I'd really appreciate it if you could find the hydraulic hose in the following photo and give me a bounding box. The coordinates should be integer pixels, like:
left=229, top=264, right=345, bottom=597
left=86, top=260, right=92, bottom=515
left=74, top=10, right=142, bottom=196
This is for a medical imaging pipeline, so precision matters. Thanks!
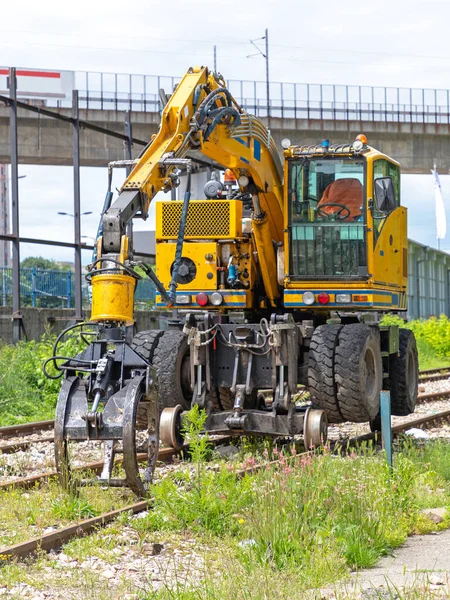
left=168, top=169, right=191, bottom=304
left=93, top=167, right=114, bottom=262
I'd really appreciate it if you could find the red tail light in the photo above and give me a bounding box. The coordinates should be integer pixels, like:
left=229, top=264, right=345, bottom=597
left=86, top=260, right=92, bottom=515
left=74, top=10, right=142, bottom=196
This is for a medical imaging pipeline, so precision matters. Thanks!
left=318, top=292, right=330, bottom=305
left=196, top=293, right=209, bottom=306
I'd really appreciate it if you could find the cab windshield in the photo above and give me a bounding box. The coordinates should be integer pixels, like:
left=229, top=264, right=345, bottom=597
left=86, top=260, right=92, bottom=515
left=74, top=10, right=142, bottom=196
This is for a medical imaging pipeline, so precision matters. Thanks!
left=289, top=157, right=365, bottom=223
left=288, top=157, right=367, bottom=279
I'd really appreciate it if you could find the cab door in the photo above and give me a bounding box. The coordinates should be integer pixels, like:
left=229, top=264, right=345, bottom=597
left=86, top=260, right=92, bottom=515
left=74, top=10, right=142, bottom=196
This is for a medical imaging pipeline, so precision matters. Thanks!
left=371, top=159, right=407, bottom=291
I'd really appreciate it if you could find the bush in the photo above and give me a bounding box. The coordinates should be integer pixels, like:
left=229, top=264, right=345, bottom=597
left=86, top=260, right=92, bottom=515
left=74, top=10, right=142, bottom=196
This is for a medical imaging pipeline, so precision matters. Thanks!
left=381, top=313, right=450, bottom=367
left=0, top=330, right=85, bottom=426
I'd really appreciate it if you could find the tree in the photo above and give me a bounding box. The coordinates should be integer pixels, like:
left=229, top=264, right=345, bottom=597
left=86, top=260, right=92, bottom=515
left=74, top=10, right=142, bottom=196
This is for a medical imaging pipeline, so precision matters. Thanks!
left=20, top=257, right=67, bottom=271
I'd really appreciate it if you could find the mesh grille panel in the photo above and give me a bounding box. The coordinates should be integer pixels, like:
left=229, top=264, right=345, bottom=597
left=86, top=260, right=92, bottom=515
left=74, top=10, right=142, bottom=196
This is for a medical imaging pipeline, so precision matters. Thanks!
left=161, top=202, right=231, bottom=238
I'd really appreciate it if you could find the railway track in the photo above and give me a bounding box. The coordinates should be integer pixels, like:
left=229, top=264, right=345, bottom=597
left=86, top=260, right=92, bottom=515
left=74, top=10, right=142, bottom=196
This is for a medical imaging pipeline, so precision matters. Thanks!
left=419, top=366, right=450, bottom=383
left=1, top=406, right=450, bottom=562
left=0, top=375, right=449, bottom=458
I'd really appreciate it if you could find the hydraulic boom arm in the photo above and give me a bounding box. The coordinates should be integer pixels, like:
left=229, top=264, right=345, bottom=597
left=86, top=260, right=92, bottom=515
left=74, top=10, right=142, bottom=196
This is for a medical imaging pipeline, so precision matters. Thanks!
left=100, top=66, right=284, bottom=306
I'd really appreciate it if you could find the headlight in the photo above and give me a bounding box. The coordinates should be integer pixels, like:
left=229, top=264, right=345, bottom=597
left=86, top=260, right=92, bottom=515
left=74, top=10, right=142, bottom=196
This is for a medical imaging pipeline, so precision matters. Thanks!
left=303, top=291, right=315, bottom=305
left=352, top=139, right=364, bottom=152
left=281, top=138, right=291, bottom=149
left=336, top=293, right=351, bottom=303
left=210, top=292, right=223, bottom=306
left=176, top=294, right=192, bottom=305
left=238, top=175, right=250, bottom=188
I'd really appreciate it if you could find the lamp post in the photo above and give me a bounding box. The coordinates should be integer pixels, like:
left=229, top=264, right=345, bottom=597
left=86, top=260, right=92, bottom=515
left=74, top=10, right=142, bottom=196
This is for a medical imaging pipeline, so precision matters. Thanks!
left=0, top=172, right=26, bottom=270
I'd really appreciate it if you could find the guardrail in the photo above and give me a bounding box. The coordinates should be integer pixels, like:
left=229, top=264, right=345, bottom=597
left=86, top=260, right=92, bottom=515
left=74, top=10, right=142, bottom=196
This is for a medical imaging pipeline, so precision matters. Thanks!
left=4, top=66, right=450, bottom=123
left=62, top=70, right=450, bottom=124
left=0, top=268, right=156, bottom=308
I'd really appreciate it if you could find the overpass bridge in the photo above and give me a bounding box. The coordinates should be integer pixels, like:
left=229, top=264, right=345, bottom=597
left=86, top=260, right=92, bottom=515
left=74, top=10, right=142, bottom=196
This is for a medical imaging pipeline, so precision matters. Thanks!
left=1, top=68, right=450, bottom=173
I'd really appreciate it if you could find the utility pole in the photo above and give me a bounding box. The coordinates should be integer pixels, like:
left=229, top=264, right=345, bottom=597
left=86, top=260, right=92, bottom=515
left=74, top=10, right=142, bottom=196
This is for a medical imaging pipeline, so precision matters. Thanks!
left=265, top=28, right=270, bottom=122
left=248, top=29, right=270, bottom=125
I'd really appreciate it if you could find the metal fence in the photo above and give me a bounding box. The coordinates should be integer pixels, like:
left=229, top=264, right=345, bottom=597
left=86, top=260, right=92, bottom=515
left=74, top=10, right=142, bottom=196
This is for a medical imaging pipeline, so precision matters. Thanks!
left=408, top=240, right=450, bottom=320
left=59, top=70, right=450, bottom=124
left=0, top=268, right=156, bottom=308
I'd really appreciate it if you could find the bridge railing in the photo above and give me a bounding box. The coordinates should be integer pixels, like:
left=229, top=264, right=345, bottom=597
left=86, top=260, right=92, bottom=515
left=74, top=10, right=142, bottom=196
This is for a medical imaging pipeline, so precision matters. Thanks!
left=69, top=71, right=450, bottom=124
left=5, top=66, right=450, bottom=124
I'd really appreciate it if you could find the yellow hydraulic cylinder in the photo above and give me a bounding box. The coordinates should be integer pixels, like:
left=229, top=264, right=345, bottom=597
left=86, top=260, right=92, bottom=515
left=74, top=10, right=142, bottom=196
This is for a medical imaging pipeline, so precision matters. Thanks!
left=251, top=212, right=280, bottom=307
left=90, top=273, right=136, bottom=326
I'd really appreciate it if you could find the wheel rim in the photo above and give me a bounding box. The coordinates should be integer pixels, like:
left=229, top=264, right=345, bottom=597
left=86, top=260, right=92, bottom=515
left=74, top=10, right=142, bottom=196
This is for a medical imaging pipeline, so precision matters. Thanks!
left=304, top=407, right=328, bottom=449
left=364, top=348, right=376, bottom=399
left=180, top=354, right=191, bottom=400
left=160, top=405, right=184, bottom=450
left=407, top=347, right=417, bottom=397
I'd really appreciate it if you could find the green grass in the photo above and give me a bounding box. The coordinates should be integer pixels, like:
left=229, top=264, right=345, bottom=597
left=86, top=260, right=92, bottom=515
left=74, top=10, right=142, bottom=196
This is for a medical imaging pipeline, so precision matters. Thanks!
left=0, top=329, right=86, bottom=426
left=0, top=476, right=134, bottom=547
left=0, top=437, right=449, bottom=598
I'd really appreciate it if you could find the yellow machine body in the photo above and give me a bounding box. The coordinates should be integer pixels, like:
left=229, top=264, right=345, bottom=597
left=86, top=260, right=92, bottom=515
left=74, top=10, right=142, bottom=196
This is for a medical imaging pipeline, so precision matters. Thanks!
left=156, top=199, right=242, bottom=239
left=155, top=199, right=257, bottom=309
left=157, top=242, right=218, bottom=290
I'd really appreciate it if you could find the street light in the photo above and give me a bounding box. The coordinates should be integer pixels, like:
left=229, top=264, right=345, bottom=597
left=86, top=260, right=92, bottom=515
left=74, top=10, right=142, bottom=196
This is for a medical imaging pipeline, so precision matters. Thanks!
left=81, top=235, right=96, bottom=245
left=57, top=211, right=93, bottom=217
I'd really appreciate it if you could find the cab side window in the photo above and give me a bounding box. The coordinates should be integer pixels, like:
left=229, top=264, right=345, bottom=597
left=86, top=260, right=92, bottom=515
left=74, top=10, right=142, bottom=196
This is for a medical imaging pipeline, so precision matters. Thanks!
left=373, top=159, right=400, bottom=244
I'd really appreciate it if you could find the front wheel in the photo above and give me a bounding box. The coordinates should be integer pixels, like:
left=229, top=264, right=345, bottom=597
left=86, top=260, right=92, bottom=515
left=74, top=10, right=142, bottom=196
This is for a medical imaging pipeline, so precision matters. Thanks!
left=334, top=324, right=383, bottom=422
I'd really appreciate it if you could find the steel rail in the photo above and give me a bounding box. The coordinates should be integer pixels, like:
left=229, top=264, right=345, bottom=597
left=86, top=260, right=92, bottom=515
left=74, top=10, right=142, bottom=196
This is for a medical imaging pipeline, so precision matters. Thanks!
left=0, top=437, right=54, bottom=454
left=417, top=389, right=450, bottom=404
left=0, top=420, right=54, bottom=439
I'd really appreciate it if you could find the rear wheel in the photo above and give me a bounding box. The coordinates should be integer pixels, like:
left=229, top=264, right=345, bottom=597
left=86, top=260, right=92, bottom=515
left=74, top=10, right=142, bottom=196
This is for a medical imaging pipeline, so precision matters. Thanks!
left=131, top=330, right=163, bottom=364
left=335, top=324, right=382, bottom=422
left=151, top=330, right=192, bottom=410
left=308, top=324, right=343, bottom=423
left=385, top=329, right=418, bottom=416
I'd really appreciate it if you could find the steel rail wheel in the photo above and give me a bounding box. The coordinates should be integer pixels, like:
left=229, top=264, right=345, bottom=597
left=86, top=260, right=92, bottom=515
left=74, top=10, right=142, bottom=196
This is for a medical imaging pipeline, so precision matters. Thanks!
left=122, top=375, right=159, bottom=497
left=54, top=376, right=80, bottom=492
left=160, top=405, right=184, bottom=451
left=303, top=407, right=328, bottom=449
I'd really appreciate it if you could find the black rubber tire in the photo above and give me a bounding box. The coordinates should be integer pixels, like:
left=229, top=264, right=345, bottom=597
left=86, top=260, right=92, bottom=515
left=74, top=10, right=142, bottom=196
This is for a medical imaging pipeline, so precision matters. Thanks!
left=131, top=330, right=164, bottom=364
left=151, top=330, right=192, bottom=410
left=385, top=329, right=418, bottom=416
left=308, top=324, right=343, bottom=423
left=335, top=324, right=382, bottom=423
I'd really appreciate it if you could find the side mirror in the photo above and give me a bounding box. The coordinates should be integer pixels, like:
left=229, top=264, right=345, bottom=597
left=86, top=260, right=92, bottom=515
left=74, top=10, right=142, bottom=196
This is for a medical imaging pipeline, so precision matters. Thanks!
left=374, top=177, right=396, bottom=212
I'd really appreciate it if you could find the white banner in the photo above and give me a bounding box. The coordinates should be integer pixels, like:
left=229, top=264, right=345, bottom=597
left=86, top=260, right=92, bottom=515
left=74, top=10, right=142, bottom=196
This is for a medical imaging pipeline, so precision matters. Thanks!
left=431, top=168, right=447, bottom=240
left=0, top=68, right=74, bottom=100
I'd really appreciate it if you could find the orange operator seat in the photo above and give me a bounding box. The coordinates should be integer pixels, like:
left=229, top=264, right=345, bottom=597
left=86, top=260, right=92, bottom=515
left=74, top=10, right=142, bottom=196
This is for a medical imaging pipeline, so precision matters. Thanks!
left=317, top=178, right=363, bottom=221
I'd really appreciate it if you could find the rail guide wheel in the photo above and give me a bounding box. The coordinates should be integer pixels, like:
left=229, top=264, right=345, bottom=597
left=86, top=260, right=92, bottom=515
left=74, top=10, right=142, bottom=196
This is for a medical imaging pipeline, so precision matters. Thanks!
left=54, top=374, right=160, bottom=498
left=160, top=405, right=184, bottom=451
left=303, top=407, right=328, bottom=449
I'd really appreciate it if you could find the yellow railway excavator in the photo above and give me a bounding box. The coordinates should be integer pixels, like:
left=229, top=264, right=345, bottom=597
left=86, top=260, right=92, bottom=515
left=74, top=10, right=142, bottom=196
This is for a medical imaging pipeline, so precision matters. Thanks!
left=47, top=67, right=418, bottom=496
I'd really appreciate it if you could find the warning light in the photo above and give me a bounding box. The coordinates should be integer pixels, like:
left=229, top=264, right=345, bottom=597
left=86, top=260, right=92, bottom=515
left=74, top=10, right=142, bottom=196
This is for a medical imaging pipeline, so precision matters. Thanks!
left=356, top=134, right=368, bottom=144
left=353, top=294, right=369, bottom=302
left=224, top=169, right=236, bottom=184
